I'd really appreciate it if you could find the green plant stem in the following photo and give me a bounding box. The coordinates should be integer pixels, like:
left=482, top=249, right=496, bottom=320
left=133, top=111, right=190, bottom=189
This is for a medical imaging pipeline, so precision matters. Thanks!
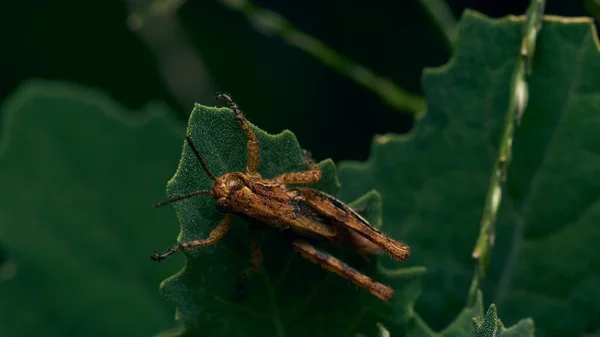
left=218, top=0, right=426, bottom=119
left=124, top=0, right=216, bottom=114
left=126, top=0, right=186, bottom=30
left=467, top=0, right=546, bottom=306
left=419, top=0, right=457, bottom=51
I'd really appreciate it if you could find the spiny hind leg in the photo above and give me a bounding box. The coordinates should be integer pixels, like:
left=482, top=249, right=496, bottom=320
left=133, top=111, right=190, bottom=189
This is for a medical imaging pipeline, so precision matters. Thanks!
left=215, top=92, right=260, bottom=173
left=335, top=225, right=382, bottom=259
left=300, top=189, right=410, bottom=262
left=151, top=214, right=234, bottom=261
left=337, top=204, right=380, bottom=258
left=276, top=149, right=322, bottom=185
left=291, top=239, right=393, bottom=302
left=234, top=223, right=263, bottom=301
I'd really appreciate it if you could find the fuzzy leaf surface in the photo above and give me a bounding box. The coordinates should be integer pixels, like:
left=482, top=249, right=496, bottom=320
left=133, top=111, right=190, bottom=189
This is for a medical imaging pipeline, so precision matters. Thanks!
left=473, top=305, right=534, bottom=337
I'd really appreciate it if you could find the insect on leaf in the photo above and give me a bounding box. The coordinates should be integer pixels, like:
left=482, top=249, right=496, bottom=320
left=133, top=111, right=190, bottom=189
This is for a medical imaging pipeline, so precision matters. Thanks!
left=155, top=103, right=429, bottom=337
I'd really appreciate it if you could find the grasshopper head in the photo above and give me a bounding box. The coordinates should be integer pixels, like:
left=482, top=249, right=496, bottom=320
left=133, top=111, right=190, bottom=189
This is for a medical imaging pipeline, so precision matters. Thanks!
left=212, top=172, right=252, bottom=212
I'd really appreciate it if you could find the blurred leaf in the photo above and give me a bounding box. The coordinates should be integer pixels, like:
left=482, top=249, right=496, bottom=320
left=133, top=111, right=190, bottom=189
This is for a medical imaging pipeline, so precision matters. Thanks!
left=337, top=10, right=600, bottom=337
left=0, top=80, right=186, bottom=337
left=366, top=290, right=494, bottom=337
left=473, top=304, right=534, bottom=337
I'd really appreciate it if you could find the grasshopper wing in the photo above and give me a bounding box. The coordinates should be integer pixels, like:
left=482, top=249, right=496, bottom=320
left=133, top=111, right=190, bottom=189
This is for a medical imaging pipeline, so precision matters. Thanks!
left=296, top=188, right=410, bottom=262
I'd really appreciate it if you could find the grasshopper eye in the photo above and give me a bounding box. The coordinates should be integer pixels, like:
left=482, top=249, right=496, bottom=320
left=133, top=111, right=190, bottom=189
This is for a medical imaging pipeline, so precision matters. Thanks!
left=226, top=174, right=244, bottom=192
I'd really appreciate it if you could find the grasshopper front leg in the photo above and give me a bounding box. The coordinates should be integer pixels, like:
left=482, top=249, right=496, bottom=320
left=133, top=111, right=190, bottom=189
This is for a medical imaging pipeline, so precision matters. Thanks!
left=292, top=239, right=394, bottom=302
left=151, top=214, right=234, bottom=261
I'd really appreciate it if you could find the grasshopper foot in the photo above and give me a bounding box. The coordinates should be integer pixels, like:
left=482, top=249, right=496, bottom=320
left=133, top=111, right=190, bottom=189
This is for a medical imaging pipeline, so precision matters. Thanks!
left=151, top=250, right=172, bottom=262
left=301, top=149, right=313, bottom=161
left=215, top=92, right=246, bottom=123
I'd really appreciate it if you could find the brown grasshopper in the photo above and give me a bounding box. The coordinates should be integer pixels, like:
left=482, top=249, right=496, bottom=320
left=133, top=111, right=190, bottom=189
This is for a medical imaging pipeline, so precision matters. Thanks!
left=151, top=93, right=410, bottom=302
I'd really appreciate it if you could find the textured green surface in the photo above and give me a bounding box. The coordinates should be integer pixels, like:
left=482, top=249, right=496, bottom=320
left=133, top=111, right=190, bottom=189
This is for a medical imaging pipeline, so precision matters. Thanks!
left=338, top=11, right=600, bottom=337
left=473, top=305, right=534, bottom=337
left=0, top=81, right=185, bottom=337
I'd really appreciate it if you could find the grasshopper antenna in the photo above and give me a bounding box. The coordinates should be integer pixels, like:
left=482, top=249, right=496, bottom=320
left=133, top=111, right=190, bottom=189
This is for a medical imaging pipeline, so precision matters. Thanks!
left=152, top=136, right=217, bottom=208
left=153, top=190, right=212, bottom=208
left=186, top=136, right=217, bottom=181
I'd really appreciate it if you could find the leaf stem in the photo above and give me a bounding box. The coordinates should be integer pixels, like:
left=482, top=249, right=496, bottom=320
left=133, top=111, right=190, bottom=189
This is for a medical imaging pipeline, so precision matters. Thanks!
left=467, top=0, right=546, bottom=306
left=217, top=0, right=426, bottom=118
left=126, top=0, right=186, bottom=30
left=419, top=0, right=457, bottom=51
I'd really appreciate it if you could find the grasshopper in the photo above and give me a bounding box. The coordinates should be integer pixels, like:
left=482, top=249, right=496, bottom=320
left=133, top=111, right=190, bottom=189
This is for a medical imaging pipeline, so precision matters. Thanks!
left=152, top=93, right=410, bottom=302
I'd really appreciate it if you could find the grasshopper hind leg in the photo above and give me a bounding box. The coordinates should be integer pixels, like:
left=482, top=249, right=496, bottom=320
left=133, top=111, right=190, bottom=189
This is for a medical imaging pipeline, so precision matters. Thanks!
left=291, top=239, right=393, bottom=302
left=233, top=223, right=263, bottom=301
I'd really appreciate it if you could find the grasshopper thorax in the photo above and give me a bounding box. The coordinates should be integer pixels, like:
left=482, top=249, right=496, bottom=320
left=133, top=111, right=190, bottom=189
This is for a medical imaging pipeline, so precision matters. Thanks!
left=212, top=172, right=252, bottom=212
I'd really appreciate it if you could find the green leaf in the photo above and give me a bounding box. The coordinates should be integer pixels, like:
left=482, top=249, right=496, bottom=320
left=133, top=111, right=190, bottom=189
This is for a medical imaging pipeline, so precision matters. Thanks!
left=436, top=290, right=484, bottom=337
left=473, top=304, right=534, bottom=337
left=337, top=10, right=600, bottom=337
left=0, top=80, right=186, bottom=337
left=157, top=103, right=432, bottom=337
left=373, top=290, right=490, bottom=337
left=0, top=244, right=16, bottom=282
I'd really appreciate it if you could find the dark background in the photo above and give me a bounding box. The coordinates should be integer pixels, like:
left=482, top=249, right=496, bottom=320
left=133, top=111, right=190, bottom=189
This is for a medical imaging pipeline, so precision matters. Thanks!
left=0, top=1, right=592, bottom=162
